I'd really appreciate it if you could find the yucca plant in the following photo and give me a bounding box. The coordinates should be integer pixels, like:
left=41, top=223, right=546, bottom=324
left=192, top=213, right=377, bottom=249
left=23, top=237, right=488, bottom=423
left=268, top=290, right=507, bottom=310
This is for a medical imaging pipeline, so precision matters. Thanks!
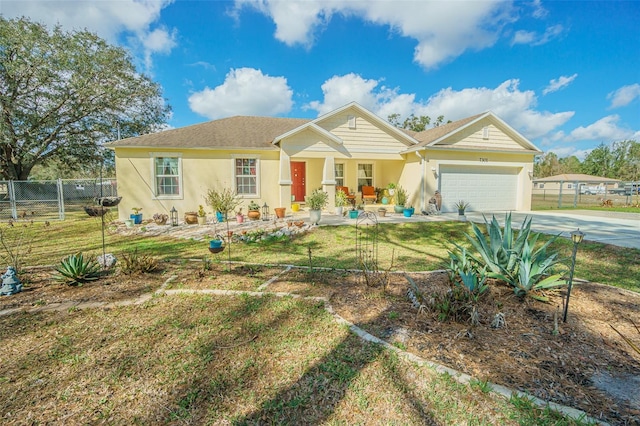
left=55, top=253, right=101, bottom=286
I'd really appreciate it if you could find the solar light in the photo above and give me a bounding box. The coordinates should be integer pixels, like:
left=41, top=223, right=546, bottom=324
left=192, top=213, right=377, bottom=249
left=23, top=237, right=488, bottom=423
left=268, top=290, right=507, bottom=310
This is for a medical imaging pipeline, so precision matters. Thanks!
left=563, top=228, right=585, bottom=322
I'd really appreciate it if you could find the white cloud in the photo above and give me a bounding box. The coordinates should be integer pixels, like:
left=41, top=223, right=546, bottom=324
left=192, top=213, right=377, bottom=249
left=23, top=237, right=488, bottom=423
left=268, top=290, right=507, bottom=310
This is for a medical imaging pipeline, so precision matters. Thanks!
left=2, top=0, right=176, bottom=71
left=543, top=74, right=578, bottom=95
left=607, top=84, right=640, bottom=109
left=188, top=68, right=293, bottom=119
left=530, top=0, right=548, bottom=19
left=234, top=0, right=514, bottom=69
left=546, top=146, right=592, bottom=161
left=565, top=115, right=638, bottom=142
left=512, top=24, right=563, bottom=46
left=307, top=75, right=574, bottom=140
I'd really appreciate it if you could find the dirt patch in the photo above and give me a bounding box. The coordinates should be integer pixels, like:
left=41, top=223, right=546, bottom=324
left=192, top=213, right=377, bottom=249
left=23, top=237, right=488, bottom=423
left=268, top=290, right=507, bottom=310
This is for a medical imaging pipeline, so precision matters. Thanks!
left=2, top=262, right=639, bottom=424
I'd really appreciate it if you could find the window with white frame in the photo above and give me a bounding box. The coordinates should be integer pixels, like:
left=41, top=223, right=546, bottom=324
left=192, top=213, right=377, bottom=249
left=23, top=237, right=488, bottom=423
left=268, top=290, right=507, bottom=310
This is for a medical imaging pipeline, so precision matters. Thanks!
left=154, top=156, right=181, bottom=197
left=357, top=163, right=373, bottom=191
left=235, top=158, right=258, bottom=195
left=335, top=163, right=344, bottom=187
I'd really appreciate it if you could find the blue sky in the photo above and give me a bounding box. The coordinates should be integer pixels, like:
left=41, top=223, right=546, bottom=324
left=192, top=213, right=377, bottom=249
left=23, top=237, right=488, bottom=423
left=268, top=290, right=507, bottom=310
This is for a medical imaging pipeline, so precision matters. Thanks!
left=3, top=0, right=639, bottom=159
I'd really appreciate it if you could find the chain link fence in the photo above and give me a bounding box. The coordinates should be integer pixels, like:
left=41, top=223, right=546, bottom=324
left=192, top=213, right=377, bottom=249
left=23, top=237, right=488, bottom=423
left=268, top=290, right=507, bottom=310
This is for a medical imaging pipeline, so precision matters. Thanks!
left=532, top=180, right=638, bottom=209
left=0, top=178, right=117, bottom=221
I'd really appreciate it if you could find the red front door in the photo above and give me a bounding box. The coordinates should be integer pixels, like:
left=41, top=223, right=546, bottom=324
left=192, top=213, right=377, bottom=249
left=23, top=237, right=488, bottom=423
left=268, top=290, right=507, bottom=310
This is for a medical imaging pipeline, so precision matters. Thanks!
left=291, top=161, right=306, bottom=202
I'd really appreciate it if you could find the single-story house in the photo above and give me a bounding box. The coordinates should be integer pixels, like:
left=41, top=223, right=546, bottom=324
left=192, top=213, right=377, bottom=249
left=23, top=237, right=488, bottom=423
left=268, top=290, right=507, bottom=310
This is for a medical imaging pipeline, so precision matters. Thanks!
left=533, top=174, right=621, bottom=193
left=105, top=102, right=541, bottom=219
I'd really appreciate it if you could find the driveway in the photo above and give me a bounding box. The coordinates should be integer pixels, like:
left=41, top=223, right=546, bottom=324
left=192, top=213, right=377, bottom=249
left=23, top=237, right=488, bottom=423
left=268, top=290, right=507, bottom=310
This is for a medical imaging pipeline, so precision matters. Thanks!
left=462, top=210, right=640, bottom=249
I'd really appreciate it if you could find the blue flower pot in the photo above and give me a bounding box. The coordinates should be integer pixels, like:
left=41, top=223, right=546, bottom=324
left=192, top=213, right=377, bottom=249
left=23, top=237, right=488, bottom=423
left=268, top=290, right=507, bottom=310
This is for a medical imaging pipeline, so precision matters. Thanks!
left=130, top=213, right=143, bottom=224
left=209, top=240, right=223, bottom=249
left=403, top=208, right=413, bottom=217
left=216, top=211, right=225, bottom=222
left=349, top=210, right=359, bottom=219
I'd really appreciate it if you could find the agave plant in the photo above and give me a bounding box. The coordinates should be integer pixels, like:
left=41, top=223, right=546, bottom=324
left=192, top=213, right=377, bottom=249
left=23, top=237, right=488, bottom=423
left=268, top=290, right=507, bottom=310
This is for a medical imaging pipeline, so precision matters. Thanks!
left=55, top=253, right=101, bottom=286
left=512, top=240, right=566, bottom=300
left=448, top=244, right=488, bottom=296
left=464, top=213, right=565, bottom=299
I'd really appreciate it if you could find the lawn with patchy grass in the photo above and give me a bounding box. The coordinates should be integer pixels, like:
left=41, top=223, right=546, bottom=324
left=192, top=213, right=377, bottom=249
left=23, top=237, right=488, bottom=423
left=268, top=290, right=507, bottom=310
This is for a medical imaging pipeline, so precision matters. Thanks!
left=0, top=294, right=590, bottom=425
left=1, top=214, right=638, bottom=424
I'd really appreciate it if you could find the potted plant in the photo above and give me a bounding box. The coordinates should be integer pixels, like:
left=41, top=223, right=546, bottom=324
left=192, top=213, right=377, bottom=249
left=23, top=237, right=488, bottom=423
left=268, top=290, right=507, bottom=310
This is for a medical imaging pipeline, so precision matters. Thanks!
left=236, top=207, right=244, bottom=224
left=205, top=187, right=241, bottom=223
left=306, top=189, right=328, bottom=225
left=335, top=189, right=348, bottom=216
left=403, top=203, right=414, bottom=217
left=455, top=200, right=470, bottom=216
left=387, top=183, right=397, bottom=196
left=247, top=201, right=261, bottom=220
left=378, top=207, right=387, bottom=217
left=153, top=213, right=168, bottom=225
left=197, top=205, right=207, bottom=225
left=130, top=207, right=143, bottom=224
left=349, top=206, right=359, bottom=219
left=394, top=186, right=407, bottom=213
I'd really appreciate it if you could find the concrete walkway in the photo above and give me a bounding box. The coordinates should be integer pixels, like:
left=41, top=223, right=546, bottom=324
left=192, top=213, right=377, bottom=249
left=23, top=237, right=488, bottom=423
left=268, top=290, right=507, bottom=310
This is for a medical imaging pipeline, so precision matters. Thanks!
left=123, top=208, right=639, bottom=249
left=463, top=210, right=640, bottom=249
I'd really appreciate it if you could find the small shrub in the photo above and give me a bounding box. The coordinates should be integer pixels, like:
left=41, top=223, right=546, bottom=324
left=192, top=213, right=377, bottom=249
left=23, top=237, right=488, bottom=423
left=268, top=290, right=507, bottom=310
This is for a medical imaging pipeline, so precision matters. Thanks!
left=55, top=253, right=101, bottom=286
left=120, top=249, right=159, bottom=275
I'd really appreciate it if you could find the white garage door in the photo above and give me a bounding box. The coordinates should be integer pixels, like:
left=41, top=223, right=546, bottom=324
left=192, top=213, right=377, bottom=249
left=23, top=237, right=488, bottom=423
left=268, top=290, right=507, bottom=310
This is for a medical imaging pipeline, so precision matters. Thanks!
left=439, top=165, right=518, bottom=212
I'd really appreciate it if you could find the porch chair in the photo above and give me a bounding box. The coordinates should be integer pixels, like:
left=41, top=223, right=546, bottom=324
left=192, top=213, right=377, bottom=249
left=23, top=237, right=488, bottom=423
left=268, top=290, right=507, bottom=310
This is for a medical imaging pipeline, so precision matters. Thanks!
left=336, top=186, right=356, bottom=207
left=361, top=186, right=377, bottom=204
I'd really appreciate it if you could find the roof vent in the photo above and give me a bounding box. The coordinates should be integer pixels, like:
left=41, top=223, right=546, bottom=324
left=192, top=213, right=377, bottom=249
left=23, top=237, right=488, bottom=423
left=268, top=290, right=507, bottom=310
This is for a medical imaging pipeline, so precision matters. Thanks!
left=482, top=126, right=490, bottom=139
left=348, top=115, right=356, bottom=129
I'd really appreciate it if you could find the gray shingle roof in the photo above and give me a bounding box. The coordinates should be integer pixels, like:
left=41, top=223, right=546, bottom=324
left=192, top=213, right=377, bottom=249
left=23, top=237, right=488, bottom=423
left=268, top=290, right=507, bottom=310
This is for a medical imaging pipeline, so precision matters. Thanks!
left=105, top=116, right=310, bottom=149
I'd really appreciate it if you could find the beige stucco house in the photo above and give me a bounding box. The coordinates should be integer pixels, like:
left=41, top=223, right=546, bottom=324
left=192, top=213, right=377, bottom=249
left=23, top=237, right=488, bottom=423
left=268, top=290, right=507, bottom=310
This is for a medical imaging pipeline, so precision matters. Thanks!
left=105, top=102, right=541, bottom=219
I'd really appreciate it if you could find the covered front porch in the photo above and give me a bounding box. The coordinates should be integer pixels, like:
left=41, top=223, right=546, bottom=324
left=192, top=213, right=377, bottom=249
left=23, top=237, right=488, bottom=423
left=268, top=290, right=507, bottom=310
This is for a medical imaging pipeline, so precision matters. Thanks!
left=277, top=153, right=412, bottom=213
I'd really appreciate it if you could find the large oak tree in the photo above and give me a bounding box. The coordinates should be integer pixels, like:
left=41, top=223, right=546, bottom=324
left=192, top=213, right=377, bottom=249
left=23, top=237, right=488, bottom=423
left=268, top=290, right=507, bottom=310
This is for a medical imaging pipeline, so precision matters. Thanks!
left=0, top=17, right=170, bottom=180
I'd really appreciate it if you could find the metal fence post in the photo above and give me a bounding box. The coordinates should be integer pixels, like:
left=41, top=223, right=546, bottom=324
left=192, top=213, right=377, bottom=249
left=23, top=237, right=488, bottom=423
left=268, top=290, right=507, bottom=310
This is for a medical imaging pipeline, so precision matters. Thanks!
left=9, top=180, right=17, bottom=220
left=558, top=180, right=563, bottom=209
left=57, top=178, right=65, bottom=220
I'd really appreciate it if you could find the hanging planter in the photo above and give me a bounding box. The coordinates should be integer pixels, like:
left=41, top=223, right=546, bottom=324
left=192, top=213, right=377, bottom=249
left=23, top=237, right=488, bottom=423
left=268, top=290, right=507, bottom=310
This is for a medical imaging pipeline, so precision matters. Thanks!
left=95, top=196, right=122, bottom=207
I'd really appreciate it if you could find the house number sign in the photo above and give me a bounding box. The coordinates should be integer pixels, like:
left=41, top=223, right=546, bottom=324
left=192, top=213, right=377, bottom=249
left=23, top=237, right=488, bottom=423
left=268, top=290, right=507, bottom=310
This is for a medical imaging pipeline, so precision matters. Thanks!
left=479, top=157, right=489, bottom=162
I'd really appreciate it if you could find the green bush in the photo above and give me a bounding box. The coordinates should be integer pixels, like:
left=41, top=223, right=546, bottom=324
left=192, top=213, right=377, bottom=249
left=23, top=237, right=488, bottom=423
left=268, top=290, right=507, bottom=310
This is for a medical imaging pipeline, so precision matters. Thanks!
left=55, top=253, right=101, bottom=286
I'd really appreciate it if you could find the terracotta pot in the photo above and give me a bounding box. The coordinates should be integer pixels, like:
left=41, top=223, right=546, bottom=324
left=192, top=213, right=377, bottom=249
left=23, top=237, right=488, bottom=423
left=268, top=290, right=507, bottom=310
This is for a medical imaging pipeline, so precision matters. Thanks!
left=274, top=207, right=286, bottom=218
left=184, top=212, right=198, bottom=224
left=247, top=210, right=261, bottom=221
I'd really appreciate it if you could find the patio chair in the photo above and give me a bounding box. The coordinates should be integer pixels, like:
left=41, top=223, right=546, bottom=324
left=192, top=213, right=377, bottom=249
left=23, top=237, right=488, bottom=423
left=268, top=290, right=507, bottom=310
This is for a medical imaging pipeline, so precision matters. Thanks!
left=361, top=186, right=377, bottom=204
left=337, top=186, right=356, bottom=207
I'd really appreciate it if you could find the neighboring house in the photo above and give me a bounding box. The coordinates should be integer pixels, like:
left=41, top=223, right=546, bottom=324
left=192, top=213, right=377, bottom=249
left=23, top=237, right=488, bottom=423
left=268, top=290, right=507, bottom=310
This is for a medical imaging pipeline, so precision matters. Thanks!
left=105, top=102, right=541, bottom=218
left=533, top=174, right=621, bottom=193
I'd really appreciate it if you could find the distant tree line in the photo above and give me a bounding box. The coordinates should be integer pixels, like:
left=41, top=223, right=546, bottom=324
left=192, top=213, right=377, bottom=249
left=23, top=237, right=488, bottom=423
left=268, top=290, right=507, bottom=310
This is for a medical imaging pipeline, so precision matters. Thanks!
left=387, top=114, right=450, bottom=132
left=534, top=140, right=640, bottom=181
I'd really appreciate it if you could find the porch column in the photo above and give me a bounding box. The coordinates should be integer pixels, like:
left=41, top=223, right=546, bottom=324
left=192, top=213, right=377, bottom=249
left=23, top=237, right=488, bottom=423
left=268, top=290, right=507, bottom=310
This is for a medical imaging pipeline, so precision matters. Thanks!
left=279, top=150, right=292, bottom=209
left=321, top=156, right=337, bottom=211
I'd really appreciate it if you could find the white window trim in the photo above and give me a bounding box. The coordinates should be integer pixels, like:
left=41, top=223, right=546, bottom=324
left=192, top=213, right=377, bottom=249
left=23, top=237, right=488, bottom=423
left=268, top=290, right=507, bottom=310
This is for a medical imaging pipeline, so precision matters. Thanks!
left=150, top=152, right=183, bottom=200
left=357, top=162, right=374, bottom=190
left=335, top=162, right=345, bottom=187
left=231, top=154, right=261, bottom=199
